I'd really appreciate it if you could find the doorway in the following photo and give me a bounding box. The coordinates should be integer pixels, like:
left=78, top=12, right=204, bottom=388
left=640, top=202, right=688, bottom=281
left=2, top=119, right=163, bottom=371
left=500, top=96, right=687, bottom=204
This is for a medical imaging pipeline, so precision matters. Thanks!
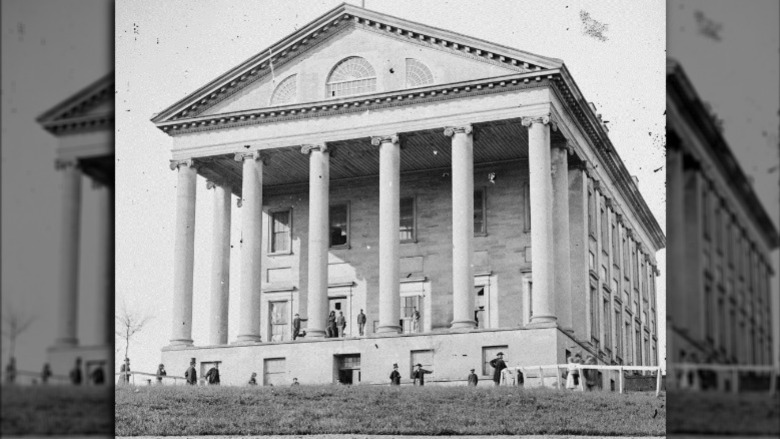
left=334, top=354, right=360, bottom=385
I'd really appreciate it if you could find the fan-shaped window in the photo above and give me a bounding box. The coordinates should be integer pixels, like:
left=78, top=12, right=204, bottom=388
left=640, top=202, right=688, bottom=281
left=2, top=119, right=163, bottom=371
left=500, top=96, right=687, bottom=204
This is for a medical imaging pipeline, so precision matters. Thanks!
left=270, top=75, right=297, bottom=106
left=326, top=57, right=377, bottom=98
left=405, top=59, right=434, bottom=88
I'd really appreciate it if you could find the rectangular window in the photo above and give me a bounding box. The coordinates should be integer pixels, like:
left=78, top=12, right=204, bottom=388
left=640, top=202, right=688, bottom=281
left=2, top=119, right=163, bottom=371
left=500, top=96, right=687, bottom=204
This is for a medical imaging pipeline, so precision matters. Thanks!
left=625, top=321, right=633, bottom=364
left=410, top=350, right=434, bottom=378
left=600, top=207, right=608, bottom=251
left=704, top=283, right=713, bottom=340
left=615, top=308, right=622, bottom=359
left=482, top=346, right=508, bottom=376
left=590, top=284, right=600, bottom=347
left=601, top=265, right=607, bottom=283
left=589, top=252, right=596, bottom=272
left=269, top=301, right=289, bottom=342
left=611, top=278, right=618, bottom=294
left=263, top=358, right=286, bottom=386
left=622, top=236, right=630, bottom=276
left=270, top=210, right=291, bottom=254
left=603, top=299, right=611, bottom=354
left=633, top=246, right=640, bottom=289
left=400, top=197, right=415, bottom=242
left=717, top=297, right=726, bottom=351
left=612, top=222, right=619, bottom=259
left=588, top=189, right=596, bottom=237
left=635, top=328, right=642, bottom=364
left=702, top=187, right=710, bottom=239
left=330, top=204, right=349, bottom=247
left=474, top=189, right=486, bottom=235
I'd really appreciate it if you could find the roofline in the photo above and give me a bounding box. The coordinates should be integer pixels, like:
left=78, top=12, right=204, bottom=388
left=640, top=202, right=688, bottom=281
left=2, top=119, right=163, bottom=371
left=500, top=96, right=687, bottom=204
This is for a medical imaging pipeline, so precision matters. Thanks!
left=36, top=72, right=114, bottom=124
left=667, top=59, right=779, bottom=249
left=151, top=2, right=562, bottom=124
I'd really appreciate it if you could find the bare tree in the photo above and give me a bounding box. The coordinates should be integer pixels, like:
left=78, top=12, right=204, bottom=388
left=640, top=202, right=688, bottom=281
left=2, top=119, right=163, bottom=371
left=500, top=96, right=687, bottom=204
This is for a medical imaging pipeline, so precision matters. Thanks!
left=115, top=302, right=152, bottom=362
left=1, top=298, right=35, bottom=360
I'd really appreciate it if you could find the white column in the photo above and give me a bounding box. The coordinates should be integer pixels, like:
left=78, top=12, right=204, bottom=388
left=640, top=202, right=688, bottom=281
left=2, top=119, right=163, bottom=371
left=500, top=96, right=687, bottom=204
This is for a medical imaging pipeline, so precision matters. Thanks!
left=445, top=125, right=476, bottom=330
left=234, top=151, right=263, bottom=343
left=522, top=115, right=556, bottom=325
left=372, top=135, right=402, bottom=334
left=551, top=141, right=573, bottom=332
left=55, top=159, right=82, bottom=347
left=208, top=180, right=232, bottom=345
left=667, top=141, right=685, bottom=344
left=93, top=181, right=114, bottom=345
left=302, top=144, right=329, bottom=338
left=169, top=159, right=197, bottom=346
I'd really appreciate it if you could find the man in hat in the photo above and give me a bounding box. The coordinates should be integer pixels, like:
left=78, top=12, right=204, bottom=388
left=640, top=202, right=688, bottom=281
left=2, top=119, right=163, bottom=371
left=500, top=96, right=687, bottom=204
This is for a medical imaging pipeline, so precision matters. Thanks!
left=204, top=363, right=220, bottom=385
left=337, top=311, right=347, bottom=338
left=389, top=363, right=401, bottom=386
left=411, top=363, right=432, bottom=386
left=184, top=358, right=197, bottom=385
left=467, top=368, right=479, bottom=386
left=357, top=309, right=367, bottom=336
left=156, top=364, right=167, bottom=385
left=248, top=372, right=258, bottom=386
left=489, top=352, right=507, bottom=386
left=291, top=377, right=300, bottom=386
left=292, top=313, right=301, bottom=340
left=70, top=357, right=83, bottom=385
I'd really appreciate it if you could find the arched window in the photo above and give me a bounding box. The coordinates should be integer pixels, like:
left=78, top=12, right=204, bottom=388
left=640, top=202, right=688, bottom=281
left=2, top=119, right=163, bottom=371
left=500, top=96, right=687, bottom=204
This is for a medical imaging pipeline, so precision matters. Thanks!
left=270, top=75, right=297, bottom=106
left=405, top=59, right=434, bottom=88
left=326, top=57, right=377, bottom=98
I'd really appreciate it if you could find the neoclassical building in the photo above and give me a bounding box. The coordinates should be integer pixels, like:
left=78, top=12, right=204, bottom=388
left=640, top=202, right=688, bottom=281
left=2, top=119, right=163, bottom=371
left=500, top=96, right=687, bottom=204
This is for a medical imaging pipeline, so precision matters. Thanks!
left=153, top=4, right=664, bottom=386
left=37, top=72, right=115, bottom=381
left=667, top=60, right=778, bottom=367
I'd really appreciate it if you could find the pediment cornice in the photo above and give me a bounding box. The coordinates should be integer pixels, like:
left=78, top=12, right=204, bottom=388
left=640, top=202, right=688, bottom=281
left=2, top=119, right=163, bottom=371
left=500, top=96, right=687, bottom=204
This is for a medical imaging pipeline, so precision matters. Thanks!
left=151, top=3, right=562, bottom=125
left=37, top=72, right=114, bottom=136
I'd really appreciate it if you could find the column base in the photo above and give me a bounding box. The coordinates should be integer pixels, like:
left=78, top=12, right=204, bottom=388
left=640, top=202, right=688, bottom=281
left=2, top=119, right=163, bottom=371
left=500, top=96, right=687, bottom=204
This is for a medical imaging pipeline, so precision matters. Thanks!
left=305, top=329, right=326, bottom=338
left=232, top=334, right=262, bottom=344
left=450, top=319, right=477, bottom=330
left=376, top=325, right=402, bottom=334
left=167, top=338, right=194, bottom=348
left=53, top=337, right=79, bottom=347
left=526, top=317, right=557, bottom=329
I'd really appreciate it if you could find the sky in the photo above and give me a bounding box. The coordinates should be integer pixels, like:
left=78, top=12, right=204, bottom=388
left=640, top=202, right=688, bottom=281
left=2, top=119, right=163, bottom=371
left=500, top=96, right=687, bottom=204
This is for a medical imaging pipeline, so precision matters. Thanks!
left=114, top=0, right=667, bottom=375
left=667, top=0, right=780, bottom=365
left=1, top=0, right=113, bottom=372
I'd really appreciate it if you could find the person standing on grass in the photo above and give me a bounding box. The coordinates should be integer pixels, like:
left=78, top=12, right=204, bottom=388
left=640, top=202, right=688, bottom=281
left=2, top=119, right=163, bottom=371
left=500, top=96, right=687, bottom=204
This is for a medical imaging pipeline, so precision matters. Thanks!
left=205, top=363, right=220, bottom=385
left=41, top=363, right=52, bottom=384
left=248, top=372, right=258, bottom=385
left=70, top=357, right=83, bottom=385
left=337, top=311, right=347, bottom=338
left=292, top=378, right=300, bottom=386
left=467, top=368, right=479, bottom=386
left=293, top=313, right=301, bottom=340
left=185, top=358, right=197, bottom=385
left=118, top=357, right=131, bottom=385
left=565, top=356, right=578, bottom=390
left=357, top=309, right=367, bottom=336
left=489, top=352, right=507, bottom=386
left=91, top=365, right=105, bottom=385
left=5, top=357, right=16, bottom=384
left=572, top=353, right=582, bottom=388
left=156, top=364, right=167, bottom=384
left=412, top=363, right=432, bottom=386
left=390, top=363, right=402, bottom=386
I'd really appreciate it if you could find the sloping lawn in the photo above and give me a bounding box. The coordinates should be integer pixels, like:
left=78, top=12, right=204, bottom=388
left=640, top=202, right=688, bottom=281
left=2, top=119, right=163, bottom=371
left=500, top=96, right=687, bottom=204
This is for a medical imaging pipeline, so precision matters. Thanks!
left=116, top=385, right=665, bottom=436
left=667, top=390, right=780, bottom=435
left=0, top=385, right=114, bottom=435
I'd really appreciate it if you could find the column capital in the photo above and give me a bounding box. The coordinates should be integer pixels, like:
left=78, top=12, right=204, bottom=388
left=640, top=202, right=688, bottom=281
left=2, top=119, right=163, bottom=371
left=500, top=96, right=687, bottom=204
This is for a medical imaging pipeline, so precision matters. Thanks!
left=370, top=134, right=399, bottom=146
left=300, top=143, right=328, bottom=154
left=443, top=125, right=473, bottom=137
left=55, top=158, right=79, bottom=171
left=616, top=213, right=625, bottom=225
left=234, top=150, right=266, bottom=163
left=169, top=158, right=196, bottom=171
left=604, top=197, right=614, bottom=209
left=206, top=179, right=230, bottom=190
left=551, top=139, right=573, bottom=154
left=521, top=114, right=557, bottom=131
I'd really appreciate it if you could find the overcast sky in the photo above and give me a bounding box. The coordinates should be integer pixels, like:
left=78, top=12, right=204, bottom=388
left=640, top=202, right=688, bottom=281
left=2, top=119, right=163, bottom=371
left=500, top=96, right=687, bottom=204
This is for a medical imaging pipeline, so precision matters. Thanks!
left=114, top=0, right=667, bottom=375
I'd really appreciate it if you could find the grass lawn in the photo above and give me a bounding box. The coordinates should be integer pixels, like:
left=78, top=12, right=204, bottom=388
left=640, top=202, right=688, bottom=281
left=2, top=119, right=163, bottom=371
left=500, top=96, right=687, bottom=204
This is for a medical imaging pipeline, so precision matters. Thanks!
left=667, top=390, right=780, bottom=435
left=0, top=385, right=114, bottom=435
left=116, top=385, right=665, bottom=436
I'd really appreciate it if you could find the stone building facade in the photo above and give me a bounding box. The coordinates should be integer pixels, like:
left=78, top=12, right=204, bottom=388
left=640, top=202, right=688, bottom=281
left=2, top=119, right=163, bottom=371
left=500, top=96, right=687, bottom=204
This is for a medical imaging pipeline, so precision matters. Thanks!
left=153, top=4, right=664, bottom=386
left=667, top=60, right=779, bottom=366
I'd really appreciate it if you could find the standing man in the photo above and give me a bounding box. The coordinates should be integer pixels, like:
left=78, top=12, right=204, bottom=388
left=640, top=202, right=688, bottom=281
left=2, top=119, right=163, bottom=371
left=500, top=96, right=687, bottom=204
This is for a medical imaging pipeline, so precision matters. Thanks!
left=357, top=309, right=367, bottom=336
left=205, top=363, right=220, bottom=385
left=41, top=363, right=52, bottom=384
left=292, top=313, right=301, bottom=340
left=156, top=364, right=167, bottom=385
left=91, top=364, right=105, bottom=385
left=390, top=363, right=401, bottom=386
left=467, top=368, right=479, bottom=386
left=337, top=311, right=347, bottom=338
left=412, top=308, right=421, bottom=333
left=291, top=378, right=300, bottom=386
left=411, top=363, right=433, bottom=386
left=5, top=357, right=16, bottom=384
left=185, top=358, right=197, bottom=386
left=118, top=357, right=131, bottom=385
left=489, top=352, right=507, bottom=386
left=248, top=372, right=258, bottom=385
left=70, top=357, right=83, bottom=385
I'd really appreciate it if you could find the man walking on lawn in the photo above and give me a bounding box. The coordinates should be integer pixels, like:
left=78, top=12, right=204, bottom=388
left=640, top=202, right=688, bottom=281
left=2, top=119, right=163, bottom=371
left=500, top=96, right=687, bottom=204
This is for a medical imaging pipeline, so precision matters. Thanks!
left=412, top=363, right=432, bottom=386
left=390, top=363, right=401, bottom=386
left=489, top=352, right=507, bottom=386
left=467, top=368, right=479, bottom=386
left=185, top=358, right=197, bottom=385
left=205, top=363, right=220, bottom=385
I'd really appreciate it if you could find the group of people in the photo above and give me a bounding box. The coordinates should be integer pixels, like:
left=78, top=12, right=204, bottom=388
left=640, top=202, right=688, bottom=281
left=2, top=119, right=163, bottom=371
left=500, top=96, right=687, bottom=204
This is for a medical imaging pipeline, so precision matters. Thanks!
left=3, top=356, right=103, bottom=385
left=387, top=351, right=507, bottom=387
left=564, top=353, right=600, bottom=391
left=291, top=309, right=370, bottom=340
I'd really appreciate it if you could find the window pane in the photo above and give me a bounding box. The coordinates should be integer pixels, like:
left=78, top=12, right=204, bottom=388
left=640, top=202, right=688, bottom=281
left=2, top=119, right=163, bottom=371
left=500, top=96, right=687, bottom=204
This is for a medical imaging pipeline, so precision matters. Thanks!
left=474, top=190, right=485, bottom=234
left=330, top=204, right=348, bottom=246
left=271, top=210, right=290, bottom=253
left=400, top=197, right=414, bottom=241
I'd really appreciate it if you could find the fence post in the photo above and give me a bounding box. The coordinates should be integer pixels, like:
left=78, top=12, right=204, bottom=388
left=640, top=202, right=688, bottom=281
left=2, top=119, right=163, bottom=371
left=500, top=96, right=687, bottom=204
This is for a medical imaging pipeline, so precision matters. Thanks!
left=732, top=368, right=739, bottom=394
left=578, top=365, right=585, bottom=391
left=655, top=366, right=662, bottom=397
left=556, top=366, right=561, bottom=390
left=539, top=366, right=544, bottom=388
left=619, top=366, right=624, bottom=394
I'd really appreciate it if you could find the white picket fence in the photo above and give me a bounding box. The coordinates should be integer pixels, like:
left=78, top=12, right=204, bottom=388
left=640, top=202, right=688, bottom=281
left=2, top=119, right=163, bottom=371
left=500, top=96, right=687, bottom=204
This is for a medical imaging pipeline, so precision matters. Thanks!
left=500, top=364, right=665, bottom=396
left=668, top=363, right=778, bottom=395
left=114, top=371, right=188, bottom=386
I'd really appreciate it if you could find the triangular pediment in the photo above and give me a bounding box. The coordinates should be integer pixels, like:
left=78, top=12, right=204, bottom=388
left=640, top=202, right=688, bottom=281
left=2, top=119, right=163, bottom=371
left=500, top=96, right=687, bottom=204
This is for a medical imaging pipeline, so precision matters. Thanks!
left=37, top=72, right=114, bottom=134
left=152, top=3, right=562, bottom=124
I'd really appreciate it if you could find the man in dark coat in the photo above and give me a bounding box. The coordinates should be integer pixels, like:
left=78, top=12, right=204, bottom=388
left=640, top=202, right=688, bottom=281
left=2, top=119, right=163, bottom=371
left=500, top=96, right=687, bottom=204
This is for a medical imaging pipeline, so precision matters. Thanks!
left=156, top=364, right=167, bottom=384
left=411, top=363, right=432, bottom=386
left=204, top=363, right=220, bottom=385
left=91, top=365, right=105, bottom=385
left=489, top=352, right=507, bottom=386
left=467, top=368, right=479, bottom=386
left=41, top=363, right=52, bottom=384
left=357, top=309, right=367, bottom=336
left=337, top=311, right=347, bottom=337
left=70, top=357, right=83, bottom=385
left=185, top=358, right=197, bottom=385
left=292, top=313, right=301, bottom=340
left=390, top=363, right=401, bottom=386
